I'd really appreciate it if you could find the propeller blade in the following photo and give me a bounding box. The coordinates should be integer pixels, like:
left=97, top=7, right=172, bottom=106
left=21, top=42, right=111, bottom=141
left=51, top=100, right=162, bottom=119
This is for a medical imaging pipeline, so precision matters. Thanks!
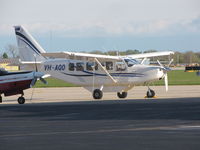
left=40, top=77, right=48, bottom=85
left=157, top=60, right=163, bottom=67
left=157, top=59, right=170, bottom=92
left=168, top=59, right=174, bottom=67
left=157, top=60, right=171, bottom=72
left=34, top=54, right=38, bottom=72
left=163, top=67, right=171, bottom=72
left=30, top=78, right=37, bottom=87
left=164, top=73, right=168, bottom=92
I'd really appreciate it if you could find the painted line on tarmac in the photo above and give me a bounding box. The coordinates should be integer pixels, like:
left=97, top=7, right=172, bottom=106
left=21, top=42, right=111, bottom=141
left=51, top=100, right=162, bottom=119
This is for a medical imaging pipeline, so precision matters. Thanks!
left=1, top=125, right=200, bottom=138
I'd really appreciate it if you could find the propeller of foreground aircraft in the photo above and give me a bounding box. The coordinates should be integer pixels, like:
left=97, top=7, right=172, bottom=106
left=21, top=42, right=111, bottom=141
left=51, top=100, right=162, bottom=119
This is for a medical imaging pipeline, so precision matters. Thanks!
left=30, top=54, right=48, bottom=88
left=157, top=59, right=173, bottom=92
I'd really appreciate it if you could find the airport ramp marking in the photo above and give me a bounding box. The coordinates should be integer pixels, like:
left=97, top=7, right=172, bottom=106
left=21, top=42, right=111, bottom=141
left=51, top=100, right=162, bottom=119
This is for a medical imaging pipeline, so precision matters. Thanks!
left=1, top=125, right=200, bottom=138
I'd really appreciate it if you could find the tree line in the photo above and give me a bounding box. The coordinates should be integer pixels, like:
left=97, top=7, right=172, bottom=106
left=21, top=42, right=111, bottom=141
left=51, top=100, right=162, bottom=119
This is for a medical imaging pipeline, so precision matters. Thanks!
left=1, top=44, right=200, bottom=65
left=88, top=49, right=200, bottom=65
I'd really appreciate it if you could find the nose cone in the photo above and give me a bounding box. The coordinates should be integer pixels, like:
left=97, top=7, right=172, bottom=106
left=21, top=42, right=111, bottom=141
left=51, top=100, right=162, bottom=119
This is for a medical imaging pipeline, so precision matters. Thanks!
left=157, top=67, right=165, bottom=79
left=34, top=72, right=45, bottom=78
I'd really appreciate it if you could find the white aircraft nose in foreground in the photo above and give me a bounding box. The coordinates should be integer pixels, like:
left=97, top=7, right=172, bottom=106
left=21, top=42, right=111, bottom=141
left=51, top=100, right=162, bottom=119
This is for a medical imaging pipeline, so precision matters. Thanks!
left=14, top=25, right=174, bottom=99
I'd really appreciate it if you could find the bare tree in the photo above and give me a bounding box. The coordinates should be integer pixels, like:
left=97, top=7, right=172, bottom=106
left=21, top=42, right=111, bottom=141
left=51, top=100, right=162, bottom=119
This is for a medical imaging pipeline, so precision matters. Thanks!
left=5, top=44, right=18, bottom=58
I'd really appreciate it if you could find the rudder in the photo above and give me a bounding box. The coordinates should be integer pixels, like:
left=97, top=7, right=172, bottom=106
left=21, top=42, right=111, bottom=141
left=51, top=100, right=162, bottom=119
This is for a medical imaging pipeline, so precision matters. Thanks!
left=14, top=25, right=46, bottom=61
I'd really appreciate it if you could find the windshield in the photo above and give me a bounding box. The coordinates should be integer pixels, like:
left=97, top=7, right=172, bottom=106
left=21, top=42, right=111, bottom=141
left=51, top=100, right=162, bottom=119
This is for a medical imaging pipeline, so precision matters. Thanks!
left=0, top=68, right=8, bottom=76
left=124, top=59, right=140, bottom=67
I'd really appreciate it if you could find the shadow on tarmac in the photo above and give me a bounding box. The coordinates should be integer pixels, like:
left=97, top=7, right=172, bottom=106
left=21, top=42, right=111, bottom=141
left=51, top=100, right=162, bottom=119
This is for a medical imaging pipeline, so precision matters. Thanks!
left=1, top=97, right=200, bottom=121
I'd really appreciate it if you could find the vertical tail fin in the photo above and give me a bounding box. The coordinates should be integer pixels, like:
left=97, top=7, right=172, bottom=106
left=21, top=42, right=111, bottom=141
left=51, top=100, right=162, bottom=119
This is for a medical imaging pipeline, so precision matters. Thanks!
left=14, top=25, right=46, bottom=61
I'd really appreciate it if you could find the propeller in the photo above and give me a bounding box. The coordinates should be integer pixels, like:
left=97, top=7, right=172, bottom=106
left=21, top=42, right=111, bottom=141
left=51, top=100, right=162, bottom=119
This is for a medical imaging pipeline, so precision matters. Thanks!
left=30, top=54, right=47, bottom=88
left=30, top=78, right=37, bottom=87
left=164, top=73, right=168, bottom=92
left=157, top=59, right=173, bottom=92
left=39, top=77, right=48, bottom=84
left=30, top=72, right=48, bottom=87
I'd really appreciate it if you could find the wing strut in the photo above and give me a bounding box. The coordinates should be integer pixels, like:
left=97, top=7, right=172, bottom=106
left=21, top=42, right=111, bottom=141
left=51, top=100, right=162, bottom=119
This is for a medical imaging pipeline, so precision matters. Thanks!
left=94, top=58, right=117, bottom=84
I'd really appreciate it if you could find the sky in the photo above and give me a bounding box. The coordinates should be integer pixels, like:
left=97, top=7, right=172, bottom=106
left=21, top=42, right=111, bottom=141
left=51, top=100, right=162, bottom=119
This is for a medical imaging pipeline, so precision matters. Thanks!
left=0, top=0, right=200, bottom=53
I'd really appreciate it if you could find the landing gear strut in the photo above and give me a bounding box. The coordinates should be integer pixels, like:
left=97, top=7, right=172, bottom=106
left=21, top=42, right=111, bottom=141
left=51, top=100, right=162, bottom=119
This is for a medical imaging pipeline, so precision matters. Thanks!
left=93, top=89, right=103, bottom=99
left=117, top=92, right=127, bottom=98
left=146, top=88, right=155, bottom=98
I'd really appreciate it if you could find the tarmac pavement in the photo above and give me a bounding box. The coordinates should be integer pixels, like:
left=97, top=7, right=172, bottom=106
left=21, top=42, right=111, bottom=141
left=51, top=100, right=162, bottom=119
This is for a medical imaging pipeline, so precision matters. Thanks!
left=1, top=86, right=200, bottom=150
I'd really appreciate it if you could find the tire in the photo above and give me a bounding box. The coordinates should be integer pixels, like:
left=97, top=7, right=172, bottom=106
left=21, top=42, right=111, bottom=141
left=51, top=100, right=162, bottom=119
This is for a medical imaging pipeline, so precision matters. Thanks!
left=0, top=96, right=2, bottom=103
left=117, top=92, right=127, bottom=98
left=18, top=97, right=25, bottom=104
left=93, top=89, right=103, bottom=99
left=146, top=89, right=155, bottom=98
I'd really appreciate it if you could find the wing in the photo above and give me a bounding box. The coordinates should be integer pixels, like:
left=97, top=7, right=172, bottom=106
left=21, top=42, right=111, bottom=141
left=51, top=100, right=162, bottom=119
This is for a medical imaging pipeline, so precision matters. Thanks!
left=41, top=51, right=174, bottom=60
left=126, top=51, right=174, bottom=59
left=41, top=52, right=120, bottom=61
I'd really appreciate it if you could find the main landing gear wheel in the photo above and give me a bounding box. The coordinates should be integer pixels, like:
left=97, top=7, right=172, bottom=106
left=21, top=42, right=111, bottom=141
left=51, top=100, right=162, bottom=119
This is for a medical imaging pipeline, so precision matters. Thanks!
left=93, top=89, right=103, bottom=99
left=117, top=92, right=127, bottom=98
left=146, top=89, right=155, bottom=98
left=18, top=96, right=25, bottom=104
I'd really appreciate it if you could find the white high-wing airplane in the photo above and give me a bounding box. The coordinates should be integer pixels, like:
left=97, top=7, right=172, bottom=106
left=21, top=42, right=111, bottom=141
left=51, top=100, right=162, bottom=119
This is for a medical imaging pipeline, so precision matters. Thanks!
left=14, top=25, right=174, bottom=99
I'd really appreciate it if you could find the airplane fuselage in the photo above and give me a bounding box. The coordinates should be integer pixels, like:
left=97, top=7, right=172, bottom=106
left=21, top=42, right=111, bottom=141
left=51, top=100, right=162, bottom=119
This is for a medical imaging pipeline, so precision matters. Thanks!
left=37, top=58, right=165, bottom=92
left=0, top=71, right=34, bottom=96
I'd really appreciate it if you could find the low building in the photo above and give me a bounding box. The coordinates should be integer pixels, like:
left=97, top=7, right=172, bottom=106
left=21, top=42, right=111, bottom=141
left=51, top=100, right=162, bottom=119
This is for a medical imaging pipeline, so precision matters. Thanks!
left=0, top=58, right=19, bottom=71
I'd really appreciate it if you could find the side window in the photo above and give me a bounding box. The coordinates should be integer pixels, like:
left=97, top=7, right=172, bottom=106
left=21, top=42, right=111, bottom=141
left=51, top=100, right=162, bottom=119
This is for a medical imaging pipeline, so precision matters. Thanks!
left=86, top=62, right=98, bottom=71
left=106, top=62, right=113, bottom=70
left=76, top=62, right=84, bottom=71
left=0, top=68, right=8, bottom=76
left=69, top=63, right=75, bottom=71
left=124, top=59, right=139, bottom=67
left=116, top=62, right=126, bottom=71
left=101, top=62, right=105, bottom=67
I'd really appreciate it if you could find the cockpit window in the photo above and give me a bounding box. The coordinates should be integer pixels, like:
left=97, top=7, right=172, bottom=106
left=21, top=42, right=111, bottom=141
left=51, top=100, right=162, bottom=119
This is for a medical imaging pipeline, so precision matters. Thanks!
left=0, top=68, right=8, bottom=76
left=116, top=61, right=126, bottom=71
left=124, top=59, right=139, bottom=67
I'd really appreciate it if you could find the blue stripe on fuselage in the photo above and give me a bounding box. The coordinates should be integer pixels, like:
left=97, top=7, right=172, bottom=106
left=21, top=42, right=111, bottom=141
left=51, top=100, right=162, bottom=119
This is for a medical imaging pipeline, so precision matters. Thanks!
left=19, top=38, right=40, bottom=55
left=82, top=70, right=144, bottom=77
left=61, top=71, right=144, bottom=77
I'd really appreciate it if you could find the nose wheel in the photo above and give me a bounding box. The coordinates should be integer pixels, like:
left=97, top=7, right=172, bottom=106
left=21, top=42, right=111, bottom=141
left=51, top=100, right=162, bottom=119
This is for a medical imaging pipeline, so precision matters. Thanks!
left=146, top=89, right=155, bottom=98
